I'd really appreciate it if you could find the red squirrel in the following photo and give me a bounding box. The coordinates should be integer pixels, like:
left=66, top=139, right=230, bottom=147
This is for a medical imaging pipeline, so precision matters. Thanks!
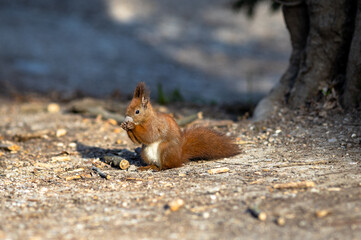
left=121, top=82, right=240, bottom=170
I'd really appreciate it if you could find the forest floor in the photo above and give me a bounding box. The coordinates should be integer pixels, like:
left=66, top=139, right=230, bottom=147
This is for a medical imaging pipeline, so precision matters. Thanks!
left=0, top=97, right=360, bottom=240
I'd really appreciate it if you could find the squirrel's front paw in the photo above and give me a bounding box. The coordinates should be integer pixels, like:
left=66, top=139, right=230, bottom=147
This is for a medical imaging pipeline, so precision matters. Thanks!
left=121, top=121, right=127, bottom=130
left=126, top=121, right=135, bottom=130
left=121, top=120, right=135, bottom=130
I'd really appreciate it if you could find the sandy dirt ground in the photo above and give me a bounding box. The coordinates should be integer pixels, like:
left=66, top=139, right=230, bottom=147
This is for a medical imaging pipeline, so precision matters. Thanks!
left=0, top=97, right=360, bottom=240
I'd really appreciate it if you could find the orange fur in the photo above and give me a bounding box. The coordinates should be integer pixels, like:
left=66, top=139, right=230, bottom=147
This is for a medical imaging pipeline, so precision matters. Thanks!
left=121, top=82, right=240, bottom=170
left=181, top=127, right=240, bottom=161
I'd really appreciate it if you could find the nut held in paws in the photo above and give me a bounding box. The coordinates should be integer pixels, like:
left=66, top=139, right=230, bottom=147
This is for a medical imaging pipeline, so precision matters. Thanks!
left=124, top=116, right=134, bottom=123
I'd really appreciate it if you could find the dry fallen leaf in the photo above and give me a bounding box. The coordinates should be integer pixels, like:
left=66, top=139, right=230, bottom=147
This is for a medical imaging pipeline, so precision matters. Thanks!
left=8, top=144, right=21, bottom=152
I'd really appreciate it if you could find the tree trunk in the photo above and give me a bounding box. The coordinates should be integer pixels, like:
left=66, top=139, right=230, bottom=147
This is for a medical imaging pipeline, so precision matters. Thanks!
left=253, top=0, right=360, bottom=120
left=343, top=0, right=361, bottom=108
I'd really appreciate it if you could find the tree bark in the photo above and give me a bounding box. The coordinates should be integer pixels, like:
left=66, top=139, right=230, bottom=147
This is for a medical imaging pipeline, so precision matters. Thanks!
left=281, top=2, right=309, bottom=99
left=288, top=0, right=356, bottom=107
left=253, top=0, right=359, bottom=120
left=343, top=0, right=361, bottom=108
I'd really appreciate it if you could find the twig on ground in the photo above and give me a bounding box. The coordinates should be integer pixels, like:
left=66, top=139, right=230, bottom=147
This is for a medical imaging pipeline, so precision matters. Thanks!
left=247, top=205, right=267, bottom=221
left=273, top=181, right=315, bottom=189
left=275, top=160, right=331, bottom=168
left=92, top=166, right=110, bottom=179
left=207, top=167, right=230, bottom=174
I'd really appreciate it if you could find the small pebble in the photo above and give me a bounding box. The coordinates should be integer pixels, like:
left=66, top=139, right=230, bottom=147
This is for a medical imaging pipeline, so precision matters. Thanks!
left=275, top=129, right=282, bottom=135
left=299, top=220, right=307, bottom=227
left=310, top=188, right=319, bottom=193
left=69, top=142, right=77, bottom=148
left=328, top=138, right=337, bottom=143
left=202, top=212, right=210, bottom=219
left=56, top=129, right=67, bottom=137
left=128, top=165, right=137, bottom=172
left=277, top=217, right=285, bottom=226
left=47, top=103, right=60, bottom=113
left=316, top=209, right=330, bottom=218
left=258, top=212, right=267, bottom=221
left=165, top=199, right=185, bottom=211
left=351, top=133, right=357, bottom=138
left=207, top=186, right=220, bottom=194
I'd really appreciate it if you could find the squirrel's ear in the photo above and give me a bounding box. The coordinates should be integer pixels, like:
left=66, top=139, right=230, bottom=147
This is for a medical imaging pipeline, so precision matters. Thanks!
left=141, top=96, right=149, bottom=108
left=133, top=82, right=150, bottom=107
left=133, top=82, right=146, bottom=99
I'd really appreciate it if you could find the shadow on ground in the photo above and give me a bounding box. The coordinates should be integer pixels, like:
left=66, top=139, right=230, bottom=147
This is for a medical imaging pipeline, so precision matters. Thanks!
left=76, top=142, right=144, bottom=167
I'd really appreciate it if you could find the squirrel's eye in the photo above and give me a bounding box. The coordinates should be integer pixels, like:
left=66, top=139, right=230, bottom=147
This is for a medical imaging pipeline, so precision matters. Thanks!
left=135, top=110, right=140, bottom=114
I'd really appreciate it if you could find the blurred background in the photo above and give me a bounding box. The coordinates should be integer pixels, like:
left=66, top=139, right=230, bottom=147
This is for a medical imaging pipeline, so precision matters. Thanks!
left=0, top=0, right=290, bottom=105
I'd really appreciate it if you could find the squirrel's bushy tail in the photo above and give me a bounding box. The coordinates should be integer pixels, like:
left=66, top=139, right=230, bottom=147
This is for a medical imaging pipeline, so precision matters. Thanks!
left=181, top=127, right=240, bottom=162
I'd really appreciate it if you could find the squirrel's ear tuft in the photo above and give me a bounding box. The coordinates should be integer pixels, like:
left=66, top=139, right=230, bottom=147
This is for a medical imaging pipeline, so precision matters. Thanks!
left=133, top=82, right=144, bottom=99
left=134, top=82, right=146, bottom=98
left=133, top=82, right=150, bottom=103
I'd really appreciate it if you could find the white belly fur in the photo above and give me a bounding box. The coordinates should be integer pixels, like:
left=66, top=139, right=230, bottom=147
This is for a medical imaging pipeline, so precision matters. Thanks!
left=143, top=141, right=161, bottom=166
